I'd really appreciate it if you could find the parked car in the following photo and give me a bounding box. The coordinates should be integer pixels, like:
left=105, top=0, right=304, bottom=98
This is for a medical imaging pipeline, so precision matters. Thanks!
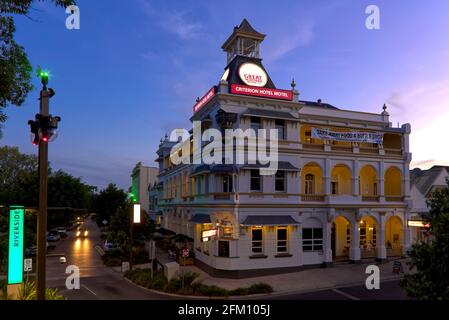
left=57, top=227, right=68, bottom=238
left=76, top=227, right=89, bottom=238
left=104, top=240, right=120, bottom=252
left=25, top=242, right=49, bottom=257
left=47, top=230, right=61, bottom=242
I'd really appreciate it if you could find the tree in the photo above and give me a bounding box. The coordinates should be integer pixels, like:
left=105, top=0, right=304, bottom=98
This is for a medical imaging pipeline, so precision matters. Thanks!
left=400, top=179, right=449, bottom=299
left=107, top=202, right=154, bottom=257
left=91, top=183, right=127, bottom=226
left=0, top=145, right=38, bottom=205
left=0, top=0, right=75, bottom=136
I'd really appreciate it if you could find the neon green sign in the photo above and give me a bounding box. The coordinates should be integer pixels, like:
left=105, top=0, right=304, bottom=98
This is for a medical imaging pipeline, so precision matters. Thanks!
left=8, top=206, right=24, bottom=285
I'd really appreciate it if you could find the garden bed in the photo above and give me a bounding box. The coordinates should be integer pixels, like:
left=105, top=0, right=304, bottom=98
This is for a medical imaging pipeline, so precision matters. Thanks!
left=124, top=269, right=273, bottom=297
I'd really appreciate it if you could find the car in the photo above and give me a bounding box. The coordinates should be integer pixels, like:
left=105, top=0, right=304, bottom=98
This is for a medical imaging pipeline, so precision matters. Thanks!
left=76, top=227, right=89, bottom=238
left=57, top=227, right=68, bottom=238
left=25, top=242, right=49, bottom=257
left=47, top=230, right=61, bottom=242
left=104, top=240, right=120, bottom=252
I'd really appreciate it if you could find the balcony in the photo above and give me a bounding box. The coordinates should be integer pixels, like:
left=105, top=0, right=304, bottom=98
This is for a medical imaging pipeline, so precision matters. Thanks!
left=301, top=194, right=325, bottom=202
left=384, top=148, right=403, bottom=156
left=302, top=143, right=324, bottom=151
left=362, top=195, right=380, bottom=202
left=385, top=196, right=404, bottom=202
left=211, top=192, right=233, bottom=200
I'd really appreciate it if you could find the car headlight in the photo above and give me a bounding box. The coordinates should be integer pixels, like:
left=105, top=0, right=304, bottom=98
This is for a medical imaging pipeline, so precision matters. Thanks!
left=76, top=231, right=80, bottom=237
left=84, top=230, right=88, bottom=236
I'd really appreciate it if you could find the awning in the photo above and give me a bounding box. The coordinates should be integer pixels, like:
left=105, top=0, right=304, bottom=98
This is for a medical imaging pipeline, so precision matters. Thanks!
left=241, top=108, right=299, bottom=121
left=241, top=215, right=299, bottom=226
left=241, top=161, right=299, bottom=171
left=210, top=164, right=239, bottom=174
left=191, top=164, right=211, bottom=176
left=189, top=214, right=211, bottom=224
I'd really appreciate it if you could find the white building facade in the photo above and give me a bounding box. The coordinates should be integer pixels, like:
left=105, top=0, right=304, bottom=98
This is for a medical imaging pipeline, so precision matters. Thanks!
left=155, top=19, right=413, bottom=278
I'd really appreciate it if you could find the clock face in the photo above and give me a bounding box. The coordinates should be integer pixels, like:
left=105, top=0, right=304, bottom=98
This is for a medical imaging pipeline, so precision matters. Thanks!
left=238, top=63, right=268, bottom=87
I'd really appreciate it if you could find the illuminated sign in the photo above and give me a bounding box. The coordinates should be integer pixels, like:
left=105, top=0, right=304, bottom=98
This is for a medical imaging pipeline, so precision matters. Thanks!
left=8, top=206, right=24, bottom=284
left=407, top=220, right=430, bottom=228
left=193, top=87, right=216, bottom=113
left=133, top=203, right=141, bottom=223
left=201, top=229, right=217, bottom=238
left=238, top=63, right=268, bottom=87
left=231, top=84, right=293, bottom=101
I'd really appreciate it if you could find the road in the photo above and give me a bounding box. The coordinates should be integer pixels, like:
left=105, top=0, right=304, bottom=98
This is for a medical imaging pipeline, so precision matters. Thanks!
left=44, top=217, right=406, bottom=300
left=45, top=217, right=171, bottom=300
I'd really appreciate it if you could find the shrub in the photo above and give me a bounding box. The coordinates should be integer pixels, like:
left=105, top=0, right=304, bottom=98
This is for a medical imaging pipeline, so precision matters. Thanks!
left=165, top=277, right=182, bottom=293
left=229, top=287, right=249, bottom=296
left=181, top=271, right=200, bottom=287
left=193, top=284, right=229, bottom=297
left=248, top=283, right=273, bottom=294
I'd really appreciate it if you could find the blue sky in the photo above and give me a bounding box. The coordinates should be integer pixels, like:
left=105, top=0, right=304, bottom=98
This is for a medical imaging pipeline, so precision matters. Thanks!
left=2, top=0, right=449, bottom=190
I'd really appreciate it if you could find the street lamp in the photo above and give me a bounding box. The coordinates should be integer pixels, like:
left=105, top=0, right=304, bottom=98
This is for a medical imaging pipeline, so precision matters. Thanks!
left=27, top=69, right=61, bottom=300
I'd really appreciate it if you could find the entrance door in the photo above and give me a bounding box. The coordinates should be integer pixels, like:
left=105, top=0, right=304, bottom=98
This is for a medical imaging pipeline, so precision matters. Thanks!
left=331, top=222, right=336, bottom=258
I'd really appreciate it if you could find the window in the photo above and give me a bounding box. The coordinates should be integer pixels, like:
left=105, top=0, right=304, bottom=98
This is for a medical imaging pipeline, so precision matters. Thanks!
left=275, top=119, right=285, bottom=140
left=250, top=117, right=261, bottom=132
left=373, top=182, right=378, bottom=196
left=275, top=171, right=286, bottom=192
left=305, top=130, right=313, bottom=143
left=346, top=224, right=351, bottom=245
left=250, top=169, right=261, bottom=191
left=218, top=241, right=230, bottom=257
left=277, top=227, right=288, bottom=252
left=360, top=225, right=367, bottom=245
left=302, top=228, right=323, bottom=251
left=331, top=181, right=338, bottom=195
left=251, top=227, right=263, bottom=253
left=222, top=175, right=233, bottom=193
left=305, top=174, right=314, bottom=194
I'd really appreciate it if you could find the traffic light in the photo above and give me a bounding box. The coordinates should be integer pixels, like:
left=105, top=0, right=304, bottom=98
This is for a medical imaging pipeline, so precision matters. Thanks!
left=28, top=118, right=40, bottom=145
left=28, top=114, right=61, bottom=145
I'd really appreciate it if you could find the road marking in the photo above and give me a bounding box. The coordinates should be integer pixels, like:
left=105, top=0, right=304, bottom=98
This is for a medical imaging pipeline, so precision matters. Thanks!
left=332, top=288, right=360, bottom=300
left=81, top=284, right=98, bottom=296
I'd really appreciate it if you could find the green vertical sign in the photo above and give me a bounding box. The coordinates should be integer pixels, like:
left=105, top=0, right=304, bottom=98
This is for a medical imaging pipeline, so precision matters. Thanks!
left=8, top=206, right=24, bottom=284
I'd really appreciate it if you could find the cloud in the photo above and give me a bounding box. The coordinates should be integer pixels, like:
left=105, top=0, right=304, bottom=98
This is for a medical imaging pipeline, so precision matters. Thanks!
left=264, top=20, right=315, bottom=63
left=385, top=77, right=449, bottom=169
left=139, top=1, right=202, bottom=40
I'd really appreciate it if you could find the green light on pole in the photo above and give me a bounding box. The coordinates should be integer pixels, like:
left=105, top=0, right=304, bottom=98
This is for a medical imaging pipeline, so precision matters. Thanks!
left=8, top=206, right=25, bottom=285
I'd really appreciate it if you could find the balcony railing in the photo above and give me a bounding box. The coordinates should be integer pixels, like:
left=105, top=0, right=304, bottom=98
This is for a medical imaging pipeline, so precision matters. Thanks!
left=385, top=196, right=404, bottom=202
left=384, top=148, right=403, bottom=156
left=362, top=195, right=380, bottom=202
left=331, top=145, right=352, bottom=152
left=301, top=194, right=325, bottom=202
left=302, top=143, right=324, bottom=151
left=211, top=192, right=232, bottom=200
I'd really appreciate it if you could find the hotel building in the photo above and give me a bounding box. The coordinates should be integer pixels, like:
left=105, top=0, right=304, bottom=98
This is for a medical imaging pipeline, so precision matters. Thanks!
left=155, top=19, right=413, bottom=278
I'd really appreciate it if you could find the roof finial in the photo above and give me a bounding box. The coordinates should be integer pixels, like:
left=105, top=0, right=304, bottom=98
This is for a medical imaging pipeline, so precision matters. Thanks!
left=291, top=78, right=296, bottom=89
left=196, top=97, right=200, bottom=102
left=382, top=103, right=387, bottom=112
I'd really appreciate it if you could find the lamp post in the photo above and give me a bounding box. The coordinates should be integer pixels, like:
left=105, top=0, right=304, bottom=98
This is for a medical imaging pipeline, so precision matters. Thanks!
left=28, top=70, right=60, bottom=300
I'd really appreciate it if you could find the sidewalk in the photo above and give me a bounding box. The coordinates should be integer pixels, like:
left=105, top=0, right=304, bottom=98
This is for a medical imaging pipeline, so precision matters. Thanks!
left=120, top=247, right=411, bottom=294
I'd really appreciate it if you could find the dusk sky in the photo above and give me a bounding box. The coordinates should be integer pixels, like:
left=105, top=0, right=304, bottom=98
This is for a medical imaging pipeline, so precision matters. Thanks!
left=1, top=0, right=449, bottom=190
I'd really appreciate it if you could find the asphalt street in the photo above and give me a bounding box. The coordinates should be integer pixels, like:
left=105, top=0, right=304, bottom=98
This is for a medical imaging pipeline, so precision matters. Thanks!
left=43, top=216, right=407, bottom=300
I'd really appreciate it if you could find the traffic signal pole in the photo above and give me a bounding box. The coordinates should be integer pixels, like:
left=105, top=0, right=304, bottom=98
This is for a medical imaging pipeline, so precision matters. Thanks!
left=36, top=86, right=50, bottom=300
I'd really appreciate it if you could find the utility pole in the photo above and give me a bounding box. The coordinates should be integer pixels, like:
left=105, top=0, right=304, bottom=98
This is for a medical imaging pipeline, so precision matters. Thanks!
left=29, top=70, right=60, bottom=300
left=36, top=78, right=50, bottom=300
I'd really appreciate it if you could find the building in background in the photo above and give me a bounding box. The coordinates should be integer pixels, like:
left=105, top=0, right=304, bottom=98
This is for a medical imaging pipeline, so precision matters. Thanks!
left=130, top=162, right=158, bottom=213
left=148, top=180, right=163, bottom=225
left=409, top=166, right=449, bottom=242
left=155, top=19, right=413, bottom=278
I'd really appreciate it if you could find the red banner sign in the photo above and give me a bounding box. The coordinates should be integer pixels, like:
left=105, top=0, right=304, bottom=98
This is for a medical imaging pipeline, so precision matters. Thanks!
left=231, top=84, right=293, bottom=101
left=193, top=87, right=216, bottom=113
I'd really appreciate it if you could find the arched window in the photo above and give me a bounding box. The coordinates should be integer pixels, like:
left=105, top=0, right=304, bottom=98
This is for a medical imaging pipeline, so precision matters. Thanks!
left=305, top=174, right=315, bottom=195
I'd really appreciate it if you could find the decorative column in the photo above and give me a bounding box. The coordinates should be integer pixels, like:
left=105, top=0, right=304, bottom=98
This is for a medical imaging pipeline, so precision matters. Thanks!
left=350, top=218, right=361, bottom=263
left=324, top=221, right=333, bottom=267
left=379, top=161, right=385, bottom=202
left=403, top=212, right=411, bottom=256
left=352, top=160, right=359, bottom=197
left=376, top=213, right=387, bottom=262
left=324, top=159, right=331, bottom=196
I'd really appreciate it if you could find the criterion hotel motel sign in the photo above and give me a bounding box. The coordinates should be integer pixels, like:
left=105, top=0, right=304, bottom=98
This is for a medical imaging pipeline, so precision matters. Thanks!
left=8, top=206, right=25, bottom=285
